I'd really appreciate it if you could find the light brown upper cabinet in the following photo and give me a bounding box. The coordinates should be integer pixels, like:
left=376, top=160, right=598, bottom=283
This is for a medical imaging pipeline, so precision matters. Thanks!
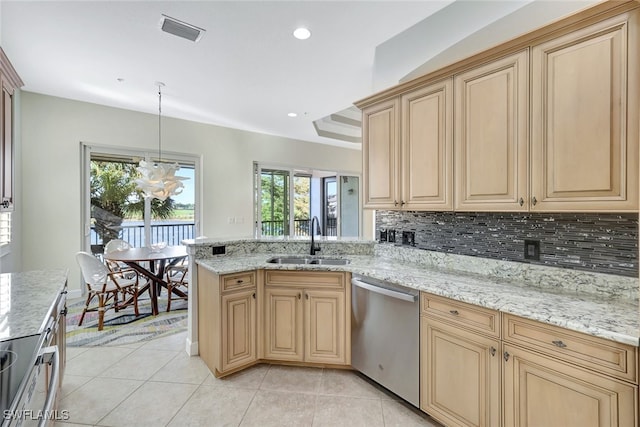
left=356, top=1, right=639, bottom=213
left=454, top=50, right=529, bottom=211
left=0, top=48, right=23, bottom=212
left=362, top=98, right=399, bottom=209
left=401, top=79, right=453, bottom=210
left=530, top=11, right=639, bottom=211
left=362, top=80, right=453, bottom=210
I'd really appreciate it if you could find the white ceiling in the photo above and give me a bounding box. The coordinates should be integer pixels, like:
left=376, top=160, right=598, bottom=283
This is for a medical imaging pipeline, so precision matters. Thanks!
left=0, top=1, right=598, bottom=148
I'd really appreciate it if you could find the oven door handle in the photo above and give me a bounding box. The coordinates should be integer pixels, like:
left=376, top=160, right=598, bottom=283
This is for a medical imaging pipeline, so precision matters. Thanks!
left=37, top=345, right=60, bottom=427
left=351, top=278, right=417, bottom=302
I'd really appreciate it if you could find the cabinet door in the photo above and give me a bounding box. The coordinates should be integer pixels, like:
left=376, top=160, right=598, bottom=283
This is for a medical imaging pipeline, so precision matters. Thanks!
left=421, top=317, right=501, bottom=427
left=531, top=12, right=638, bottom=211
left=264, top=287, right=304, bottom=361
left=503, top=344, right=637, bottom=427
left=401, top=79, right=453, bottom=210
left=362, top=98, right=399, bottom=209
left=221, top=289, right=257, bottom=373
left=455, top=50, right=529, bottom=211
left=0, top=76, right=13, bottom=211
left=304, top=289, right=346, bottom=364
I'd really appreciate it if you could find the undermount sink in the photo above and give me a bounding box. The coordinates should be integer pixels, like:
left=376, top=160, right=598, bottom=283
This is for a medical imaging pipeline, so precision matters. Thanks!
left=266, top=256, right=350, bottom=266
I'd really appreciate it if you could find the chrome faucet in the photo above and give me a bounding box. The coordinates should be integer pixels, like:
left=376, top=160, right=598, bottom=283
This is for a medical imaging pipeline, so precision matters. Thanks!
left=310, top=216, right=322, bottom=255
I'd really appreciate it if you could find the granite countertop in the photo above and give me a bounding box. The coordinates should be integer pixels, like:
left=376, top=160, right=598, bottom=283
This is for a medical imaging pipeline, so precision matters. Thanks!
left=0, top=269, right=69, bottom=341
left=196, top=254, right=640, bottom=347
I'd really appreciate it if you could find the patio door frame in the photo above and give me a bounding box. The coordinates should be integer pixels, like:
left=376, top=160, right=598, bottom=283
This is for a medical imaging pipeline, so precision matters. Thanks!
left=80, top=142, right=202, bottom=255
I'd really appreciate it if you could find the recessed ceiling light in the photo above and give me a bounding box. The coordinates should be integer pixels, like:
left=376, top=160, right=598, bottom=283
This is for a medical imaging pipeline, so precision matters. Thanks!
left=288, top=112, right=298, bottom=117
left=293, top=27, right=311, bottom=40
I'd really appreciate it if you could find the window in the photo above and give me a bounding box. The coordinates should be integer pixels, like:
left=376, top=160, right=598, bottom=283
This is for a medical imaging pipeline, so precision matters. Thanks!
left=254, top=162, right=360, bottom=238
left=81, top=143, right=200, bottom=256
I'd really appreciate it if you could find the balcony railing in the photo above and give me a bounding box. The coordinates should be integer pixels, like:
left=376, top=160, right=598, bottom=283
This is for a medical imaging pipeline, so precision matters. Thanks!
left=261, top=218, right=337, bottom=237
left=91, top=221, right=195, bottom=251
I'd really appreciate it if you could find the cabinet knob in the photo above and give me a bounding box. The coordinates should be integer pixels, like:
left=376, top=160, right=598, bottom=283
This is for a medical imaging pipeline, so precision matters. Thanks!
left=531, top=196, right=537, bottom=206
left=0, top=200, right=9, bottom=209
left=552, top=340, right=567, bottom=348
left=519, top=197, right=524, bottom=206
left=490, top=346, right=496, bottom=356
left=394, top=200, right=399, bottom=207
left=305, top=293, right=309, bottom=300
left=401, top=201, right=406, bottom=206
left=449, top=310, right=459, bottom=316
left=504, top=351, right=510, bottom=362
left=298, top=293, right=301, bottom=300
left=252, top=292, right=256, bottom=299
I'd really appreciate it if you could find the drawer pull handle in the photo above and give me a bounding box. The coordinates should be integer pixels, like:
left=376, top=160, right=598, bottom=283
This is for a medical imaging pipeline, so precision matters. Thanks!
left=449, top=310, right=459, bottom=315
left=504, top=351, right=510, bottom=362
left=552, top=340, right=567, bottom=348
left=490, top=346, right=496, bottom=357
left=519, top=197, right=524, bottom=206
left=532, top=196, right=537, bottom=206
left=236, top=279, right=244, bottom=284
left=298, top=293, right=301, bottom=300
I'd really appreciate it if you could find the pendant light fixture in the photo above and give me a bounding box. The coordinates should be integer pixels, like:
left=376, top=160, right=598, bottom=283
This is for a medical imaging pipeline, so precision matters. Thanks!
left=135, top=82, right=188, bottom=201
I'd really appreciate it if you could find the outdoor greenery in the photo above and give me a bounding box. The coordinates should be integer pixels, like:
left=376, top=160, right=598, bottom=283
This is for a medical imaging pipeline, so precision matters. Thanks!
left=260, top=171, right=310, bottom=235
left=90, top=160, right=175, bottom=244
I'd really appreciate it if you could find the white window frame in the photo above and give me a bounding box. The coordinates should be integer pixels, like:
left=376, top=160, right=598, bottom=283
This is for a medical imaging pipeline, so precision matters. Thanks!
left=80, top=142, right=202, bottom=254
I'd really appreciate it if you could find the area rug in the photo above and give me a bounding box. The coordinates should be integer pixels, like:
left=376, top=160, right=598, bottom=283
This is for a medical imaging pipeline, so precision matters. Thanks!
left=66, top=295, right=188, bottom=347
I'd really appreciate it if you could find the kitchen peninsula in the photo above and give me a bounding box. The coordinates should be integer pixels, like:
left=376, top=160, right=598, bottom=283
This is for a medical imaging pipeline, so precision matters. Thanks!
left=185, top=237, right=640, bottom=427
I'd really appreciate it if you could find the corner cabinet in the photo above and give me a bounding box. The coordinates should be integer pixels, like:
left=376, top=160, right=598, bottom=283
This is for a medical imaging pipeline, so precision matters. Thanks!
left=362, top=79, right=453, bottom=210
left=264, top=270, right=350, bottom=365
left=530, top=11, right=639, bottom=211
left=454, top=50, right=529, bottom=212
left=0, top=48, right=23, bottom=212
left=197, top=267, right=258, bottom=377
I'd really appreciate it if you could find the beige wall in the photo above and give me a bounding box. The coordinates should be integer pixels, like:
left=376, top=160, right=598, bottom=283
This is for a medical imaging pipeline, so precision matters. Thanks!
left=19, top=92, right=366, bottom=291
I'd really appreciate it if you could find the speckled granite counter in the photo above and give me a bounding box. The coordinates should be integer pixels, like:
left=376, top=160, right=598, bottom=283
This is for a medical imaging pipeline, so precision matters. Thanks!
left=194, top=246, right=640, bottom=347
left=0, top=269, right=69, bottom=341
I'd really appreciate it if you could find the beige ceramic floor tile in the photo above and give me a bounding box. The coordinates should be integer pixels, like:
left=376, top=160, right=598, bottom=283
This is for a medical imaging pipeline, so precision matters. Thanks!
left=240, top=389, right=316, bottom=427
left=65, top=346, right=89, bottom=362
left=149, top=352, right=211, bottom=384
left=97, top=348, right=179, bottom=381
left=313, top=395, right=384, bottom=427
left=58, top=377, right=143, bottom=425
left=218, top=363, right=269, bottom=389
left=60, top=374, right=93, bottom=398
left=53, top=423, right=91, bottom=427
left=167, top=384, right=256, bottom=427
left=140, top=330, right=188, bottom=351
left=320, top=369, right=388, bottom=399
left=260, top=365, right=323, bottom=394
left=381, top=400, right=443, bottom=427
left=64, top=346, right=134, bottom=377
left=97, top=380, right=198, bottom=427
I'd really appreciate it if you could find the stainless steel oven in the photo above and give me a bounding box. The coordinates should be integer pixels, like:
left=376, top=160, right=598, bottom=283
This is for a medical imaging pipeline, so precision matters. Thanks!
left=2, top=316, right=63, bottom=427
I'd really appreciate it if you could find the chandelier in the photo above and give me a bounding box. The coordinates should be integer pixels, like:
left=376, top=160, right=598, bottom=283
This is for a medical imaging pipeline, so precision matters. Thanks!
left=135, top=83, right=188, bottom=201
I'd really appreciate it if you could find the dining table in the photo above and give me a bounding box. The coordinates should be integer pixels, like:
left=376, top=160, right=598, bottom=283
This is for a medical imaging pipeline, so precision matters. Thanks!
left=103, top=245, right=188, bottom=315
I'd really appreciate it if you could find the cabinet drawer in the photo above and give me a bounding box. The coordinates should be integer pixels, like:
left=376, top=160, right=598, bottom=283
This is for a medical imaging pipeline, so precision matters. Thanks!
left=222, top=272, right=256, bottom=292
left=421, top=293, right=499, bottom=338
left=503, top=314, right=637, bottom=383
left=265, top=271, right=345, bottom=289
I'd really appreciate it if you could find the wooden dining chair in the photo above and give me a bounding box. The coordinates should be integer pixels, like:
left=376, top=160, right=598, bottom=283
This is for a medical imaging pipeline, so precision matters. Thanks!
left=75, top=251, right=143, bottom=331
left=165, top=264, right=188, bottom=312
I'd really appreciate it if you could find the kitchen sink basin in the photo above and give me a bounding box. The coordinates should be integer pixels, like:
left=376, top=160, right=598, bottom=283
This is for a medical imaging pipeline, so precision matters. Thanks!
left=266, top=256, right=350, bottom=265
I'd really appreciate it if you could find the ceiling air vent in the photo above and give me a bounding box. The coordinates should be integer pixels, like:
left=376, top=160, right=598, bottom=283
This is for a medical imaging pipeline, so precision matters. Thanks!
left=160, top=15, right=205, bottom=42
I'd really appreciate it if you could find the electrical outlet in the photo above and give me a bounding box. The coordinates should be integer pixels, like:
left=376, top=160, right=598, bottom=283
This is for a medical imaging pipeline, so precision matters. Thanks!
left=402, top=231, right=415, bottom=246
left=379, top=229, right=388, bottom=243
left=211, top=245, right=226, bottom=255
left=388, top=229, right=396, bottom=243
left=524, top=239, right=540, bottom=260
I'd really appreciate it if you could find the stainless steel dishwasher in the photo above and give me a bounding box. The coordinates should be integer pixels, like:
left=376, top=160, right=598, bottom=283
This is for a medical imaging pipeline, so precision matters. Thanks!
left=351, top=274, right=420, bottom=407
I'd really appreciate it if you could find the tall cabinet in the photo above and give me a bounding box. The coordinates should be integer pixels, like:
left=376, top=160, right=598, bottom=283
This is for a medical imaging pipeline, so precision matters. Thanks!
left=0, top=48, right=23, bottom=212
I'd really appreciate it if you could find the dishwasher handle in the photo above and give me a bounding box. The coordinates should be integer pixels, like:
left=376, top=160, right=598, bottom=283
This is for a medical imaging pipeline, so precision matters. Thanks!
left=38, top=345, right=60, bottom=427
left=351, top=278, right=417, bottom=303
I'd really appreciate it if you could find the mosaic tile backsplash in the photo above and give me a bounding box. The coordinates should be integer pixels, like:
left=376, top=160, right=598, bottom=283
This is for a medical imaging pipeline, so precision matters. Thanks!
left=376, top=211, right=638, bottom=277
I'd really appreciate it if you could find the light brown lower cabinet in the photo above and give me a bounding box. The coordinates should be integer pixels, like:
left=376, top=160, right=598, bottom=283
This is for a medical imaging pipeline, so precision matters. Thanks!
left=197, top=267, right=258, bottom=377
left=264, top=270, right=349, bottom=365
left=503, top=344, right=637, bottom=427
left=421, top=315, right=501, bottom=427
